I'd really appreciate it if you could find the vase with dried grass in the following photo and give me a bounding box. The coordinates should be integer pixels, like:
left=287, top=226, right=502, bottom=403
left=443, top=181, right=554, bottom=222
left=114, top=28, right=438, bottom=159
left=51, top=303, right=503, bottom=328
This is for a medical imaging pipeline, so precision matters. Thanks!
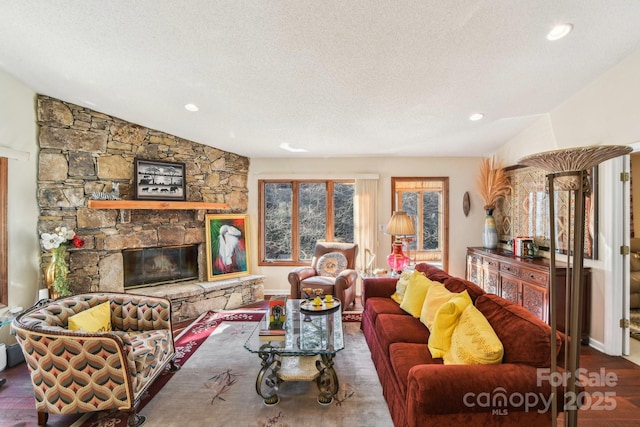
left=476, top=157, right=509, bottom=249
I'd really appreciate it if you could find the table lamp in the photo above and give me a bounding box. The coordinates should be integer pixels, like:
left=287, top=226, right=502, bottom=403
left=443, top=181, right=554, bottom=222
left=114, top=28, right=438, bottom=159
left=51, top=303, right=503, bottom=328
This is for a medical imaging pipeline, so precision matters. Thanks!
left=385, top=211, right=415, bottom=273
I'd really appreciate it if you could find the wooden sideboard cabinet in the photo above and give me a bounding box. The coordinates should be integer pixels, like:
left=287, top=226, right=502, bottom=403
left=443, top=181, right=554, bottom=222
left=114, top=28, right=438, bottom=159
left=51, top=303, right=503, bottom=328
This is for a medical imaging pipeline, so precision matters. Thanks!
left=466, top=247, right=591, bottom=343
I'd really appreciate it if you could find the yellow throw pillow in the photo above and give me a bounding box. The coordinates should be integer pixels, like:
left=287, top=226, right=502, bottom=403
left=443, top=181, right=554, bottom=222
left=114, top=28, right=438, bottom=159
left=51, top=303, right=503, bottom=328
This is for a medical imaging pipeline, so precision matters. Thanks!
left=399, top=271, right=433, bottom=317
left=391, top=269, right=413, bottom=304
left=443, top=304, right=503, bottom=365
left=68, top=301, right=112, bottom=332
left=420, top=282, right=455, bottom=330
left=428, top=290, right=472, bottom=358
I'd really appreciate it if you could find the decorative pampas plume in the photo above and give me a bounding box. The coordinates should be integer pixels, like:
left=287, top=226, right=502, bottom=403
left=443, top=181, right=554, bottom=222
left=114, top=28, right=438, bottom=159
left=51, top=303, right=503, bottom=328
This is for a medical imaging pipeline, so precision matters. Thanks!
left=476, top=157, right=509, bottom=210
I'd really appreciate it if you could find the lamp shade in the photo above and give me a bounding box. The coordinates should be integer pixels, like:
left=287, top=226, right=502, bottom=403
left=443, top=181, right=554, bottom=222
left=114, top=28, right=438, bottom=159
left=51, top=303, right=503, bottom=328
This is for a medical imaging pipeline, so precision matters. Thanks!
left=518, top=145, right=632, bottom=173
left=385, top=211, right=415, bottom=237
left=519, top=145, right=632, bottom=191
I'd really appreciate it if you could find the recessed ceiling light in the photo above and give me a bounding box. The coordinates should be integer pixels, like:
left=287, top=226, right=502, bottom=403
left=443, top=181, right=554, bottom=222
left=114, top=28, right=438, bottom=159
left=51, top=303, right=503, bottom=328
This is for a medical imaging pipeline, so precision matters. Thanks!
left=279, top=142, right=308, bottom=153
left=469, top=113, right=484, bottom=121
left=547, top=23, right=573, bottom=41
left=184, top=103, right=199, bottom=112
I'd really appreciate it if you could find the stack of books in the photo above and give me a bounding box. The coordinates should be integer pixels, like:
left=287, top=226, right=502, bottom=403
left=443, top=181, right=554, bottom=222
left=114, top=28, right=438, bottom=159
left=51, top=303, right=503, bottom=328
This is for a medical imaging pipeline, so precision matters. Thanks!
left=259, top=328, right=286, bottom=341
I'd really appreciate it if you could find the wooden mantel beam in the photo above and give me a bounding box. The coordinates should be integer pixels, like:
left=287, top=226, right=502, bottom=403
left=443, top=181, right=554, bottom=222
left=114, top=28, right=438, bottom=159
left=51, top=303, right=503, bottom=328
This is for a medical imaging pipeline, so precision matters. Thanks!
left=88, top=200, right=230, bottom=210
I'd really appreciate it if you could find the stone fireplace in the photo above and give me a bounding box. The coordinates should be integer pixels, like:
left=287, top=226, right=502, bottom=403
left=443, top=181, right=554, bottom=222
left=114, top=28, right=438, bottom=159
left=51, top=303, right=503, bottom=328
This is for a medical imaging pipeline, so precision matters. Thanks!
left=36, top=95, right=264, bottom=320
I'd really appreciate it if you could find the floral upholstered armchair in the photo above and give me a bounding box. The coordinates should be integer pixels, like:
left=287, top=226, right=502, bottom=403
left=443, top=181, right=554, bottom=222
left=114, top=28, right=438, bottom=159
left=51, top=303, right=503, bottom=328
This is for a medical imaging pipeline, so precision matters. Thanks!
left=12, top=292, right=180, bottom=427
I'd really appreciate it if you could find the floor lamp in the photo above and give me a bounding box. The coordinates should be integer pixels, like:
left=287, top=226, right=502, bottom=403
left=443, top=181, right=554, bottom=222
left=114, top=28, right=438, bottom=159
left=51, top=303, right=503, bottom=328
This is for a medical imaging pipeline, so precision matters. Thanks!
left=519, top=145, right=631, bottom=427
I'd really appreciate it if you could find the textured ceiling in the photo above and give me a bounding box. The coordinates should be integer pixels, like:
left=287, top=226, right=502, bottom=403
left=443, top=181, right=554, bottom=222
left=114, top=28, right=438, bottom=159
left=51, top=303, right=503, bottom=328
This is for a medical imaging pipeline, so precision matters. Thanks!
left=1, top=1, right=640, bottom=158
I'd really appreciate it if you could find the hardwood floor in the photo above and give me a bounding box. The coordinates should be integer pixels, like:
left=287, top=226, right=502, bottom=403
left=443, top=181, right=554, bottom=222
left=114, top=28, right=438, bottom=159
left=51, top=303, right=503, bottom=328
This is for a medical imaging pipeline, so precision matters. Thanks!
left=569, top=344, right=640, bottom=426
left=1, top=300, right=639, bottom=426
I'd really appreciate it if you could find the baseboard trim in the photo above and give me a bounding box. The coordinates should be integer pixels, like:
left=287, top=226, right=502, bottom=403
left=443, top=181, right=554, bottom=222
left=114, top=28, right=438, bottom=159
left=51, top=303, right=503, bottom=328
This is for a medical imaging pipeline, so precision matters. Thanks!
left=588, top=337, right=606, bottom=354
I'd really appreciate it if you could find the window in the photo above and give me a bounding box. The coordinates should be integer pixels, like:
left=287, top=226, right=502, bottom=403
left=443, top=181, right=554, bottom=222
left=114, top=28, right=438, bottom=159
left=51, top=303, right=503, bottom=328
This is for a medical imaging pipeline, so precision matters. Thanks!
left=259, top=180, right=355, bottom=265
left=391, top=177, right=449, bottom=270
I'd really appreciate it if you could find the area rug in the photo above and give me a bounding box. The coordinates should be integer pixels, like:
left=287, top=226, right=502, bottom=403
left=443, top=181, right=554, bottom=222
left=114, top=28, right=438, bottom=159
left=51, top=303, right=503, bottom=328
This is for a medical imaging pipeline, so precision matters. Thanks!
left=77, top=309, right=389, bottom=427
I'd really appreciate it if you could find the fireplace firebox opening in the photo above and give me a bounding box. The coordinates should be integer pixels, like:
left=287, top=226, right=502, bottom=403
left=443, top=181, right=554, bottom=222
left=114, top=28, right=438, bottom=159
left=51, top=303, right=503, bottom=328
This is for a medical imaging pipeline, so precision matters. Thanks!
left=123, top=244, right=198, bottom=289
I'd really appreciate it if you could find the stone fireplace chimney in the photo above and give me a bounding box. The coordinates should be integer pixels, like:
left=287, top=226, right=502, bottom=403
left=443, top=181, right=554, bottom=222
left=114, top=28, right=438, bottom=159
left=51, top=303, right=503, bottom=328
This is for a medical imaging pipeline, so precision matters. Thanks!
left=36, top=95, right=250, bottom=296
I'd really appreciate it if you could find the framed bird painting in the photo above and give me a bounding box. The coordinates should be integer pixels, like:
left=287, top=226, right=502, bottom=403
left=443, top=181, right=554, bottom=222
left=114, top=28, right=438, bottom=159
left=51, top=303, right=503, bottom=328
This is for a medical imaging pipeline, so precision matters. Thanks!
left=205, top=214, right=251, bottom=281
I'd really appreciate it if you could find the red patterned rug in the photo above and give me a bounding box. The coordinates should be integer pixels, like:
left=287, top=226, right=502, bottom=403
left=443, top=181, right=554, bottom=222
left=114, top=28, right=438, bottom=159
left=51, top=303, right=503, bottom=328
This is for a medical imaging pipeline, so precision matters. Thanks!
left=75, top=309, right=364, bottom=427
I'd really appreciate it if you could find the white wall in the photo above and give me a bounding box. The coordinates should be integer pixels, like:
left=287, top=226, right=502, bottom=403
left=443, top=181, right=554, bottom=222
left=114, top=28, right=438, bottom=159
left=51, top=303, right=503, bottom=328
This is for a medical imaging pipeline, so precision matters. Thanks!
left=248, top=156, right=484, bottom=295
left=495, top=48, right=640, bottom=352
left=0, top=69, right=39, bottom=344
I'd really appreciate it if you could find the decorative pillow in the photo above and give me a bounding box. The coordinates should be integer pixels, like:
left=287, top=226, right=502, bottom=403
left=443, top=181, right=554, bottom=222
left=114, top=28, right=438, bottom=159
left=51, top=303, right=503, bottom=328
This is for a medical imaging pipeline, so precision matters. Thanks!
left=428, top=290, right=472, bottom=358
left=420, top=282, right=455, bottom=330
left=399, top=272, right=434, bottom=317
left=316, top=252, right=348, bottom=277
left=443, top=304, right=503, bottom=365
left=391, top=269, right=416, bottom=304
left=68, top=301, right=112, bottom=332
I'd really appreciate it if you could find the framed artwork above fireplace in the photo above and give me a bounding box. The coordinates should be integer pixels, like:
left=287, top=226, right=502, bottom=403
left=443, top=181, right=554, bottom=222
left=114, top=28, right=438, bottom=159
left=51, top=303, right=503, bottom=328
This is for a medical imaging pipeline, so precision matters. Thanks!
left=134, top=158, right=186, bottom=201
left=205, top=214, right=250, bottom=281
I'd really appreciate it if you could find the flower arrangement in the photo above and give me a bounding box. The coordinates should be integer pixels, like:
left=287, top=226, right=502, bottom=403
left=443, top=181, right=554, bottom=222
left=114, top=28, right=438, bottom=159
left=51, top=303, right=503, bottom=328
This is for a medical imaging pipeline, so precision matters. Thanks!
left=476, top=156, right=509, bottom=211
left=41, top=227, right=84, bottom=297
left=41, top=227, right=85, bottom=250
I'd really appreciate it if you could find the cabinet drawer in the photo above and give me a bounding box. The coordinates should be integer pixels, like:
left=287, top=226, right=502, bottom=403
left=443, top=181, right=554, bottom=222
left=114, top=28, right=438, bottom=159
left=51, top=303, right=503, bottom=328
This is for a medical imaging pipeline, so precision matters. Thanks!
left=500, top=263, right=520, bottom=277
left=519, top=268, right=548, bottom=287
left=483, top=258, right=499, bottom=269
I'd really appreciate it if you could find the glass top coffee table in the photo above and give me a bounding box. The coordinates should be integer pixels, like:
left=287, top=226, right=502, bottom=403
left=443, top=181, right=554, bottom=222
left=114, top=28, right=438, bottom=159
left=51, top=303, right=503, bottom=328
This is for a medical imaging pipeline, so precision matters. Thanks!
left=244, top=298, right=344, bottom=405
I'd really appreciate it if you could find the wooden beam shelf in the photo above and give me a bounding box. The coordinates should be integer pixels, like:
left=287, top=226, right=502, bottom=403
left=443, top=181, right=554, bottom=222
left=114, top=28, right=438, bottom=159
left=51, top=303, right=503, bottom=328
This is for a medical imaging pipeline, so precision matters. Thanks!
left=88, top=200, right=230, bottom=210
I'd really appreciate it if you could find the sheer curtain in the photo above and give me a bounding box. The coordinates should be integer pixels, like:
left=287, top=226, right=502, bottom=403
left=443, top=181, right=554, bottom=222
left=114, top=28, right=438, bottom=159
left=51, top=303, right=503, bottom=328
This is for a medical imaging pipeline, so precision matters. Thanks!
left=354, top=179, right=378, bottom=296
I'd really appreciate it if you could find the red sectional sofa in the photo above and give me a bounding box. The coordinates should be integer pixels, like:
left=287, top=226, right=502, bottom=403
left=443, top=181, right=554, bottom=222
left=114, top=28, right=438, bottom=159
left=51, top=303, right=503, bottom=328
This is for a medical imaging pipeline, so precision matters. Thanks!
left=361, top=263, right=563, bottom=427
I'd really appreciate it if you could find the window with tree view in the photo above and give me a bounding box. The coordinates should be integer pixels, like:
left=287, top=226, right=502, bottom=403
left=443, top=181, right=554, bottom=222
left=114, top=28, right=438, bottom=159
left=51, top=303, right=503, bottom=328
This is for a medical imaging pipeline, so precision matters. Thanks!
left=259, top=180, right=354, bottom=264
left=391, top=177, right=449, bottom=270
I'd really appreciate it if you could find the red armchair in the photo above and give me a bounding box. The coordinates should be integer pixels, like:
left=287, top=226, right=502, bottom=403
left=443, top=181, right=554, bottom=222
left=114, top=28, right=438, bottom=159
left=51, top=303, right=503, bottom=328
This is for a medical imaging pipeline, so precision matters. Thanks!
left=288, top=242, right=358, bottom=311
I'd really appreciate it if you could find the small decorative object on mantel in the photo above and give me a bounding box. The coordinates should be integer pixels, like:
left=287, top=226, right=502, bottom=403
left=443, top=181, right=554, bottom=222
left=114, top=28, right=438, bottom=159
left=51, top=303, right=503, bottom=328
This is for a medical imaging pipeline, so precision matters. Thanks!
left=91, top=182, right=120, bottom=200
left=476, top=157, right=509, bottom=249
left=40, top=227, right=85, bottom=298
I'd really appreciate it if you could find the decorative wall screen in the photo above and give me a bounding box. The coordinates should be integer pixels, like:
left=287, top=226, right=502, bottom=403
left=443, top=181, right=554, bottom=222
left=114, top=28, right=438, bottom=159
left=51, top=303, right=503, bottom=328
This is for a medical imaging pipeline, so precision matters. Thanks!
left=500, top=166, right=597, bottom=259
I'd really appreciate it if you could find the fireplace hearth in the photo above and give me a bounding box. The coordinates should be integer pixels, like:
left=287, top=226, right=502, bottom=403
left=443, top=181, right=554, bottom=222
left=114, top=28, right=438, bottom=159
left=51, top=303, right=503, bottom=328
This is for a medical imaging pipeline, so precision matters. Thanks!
left=123, top=244, right=198, bottom=289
